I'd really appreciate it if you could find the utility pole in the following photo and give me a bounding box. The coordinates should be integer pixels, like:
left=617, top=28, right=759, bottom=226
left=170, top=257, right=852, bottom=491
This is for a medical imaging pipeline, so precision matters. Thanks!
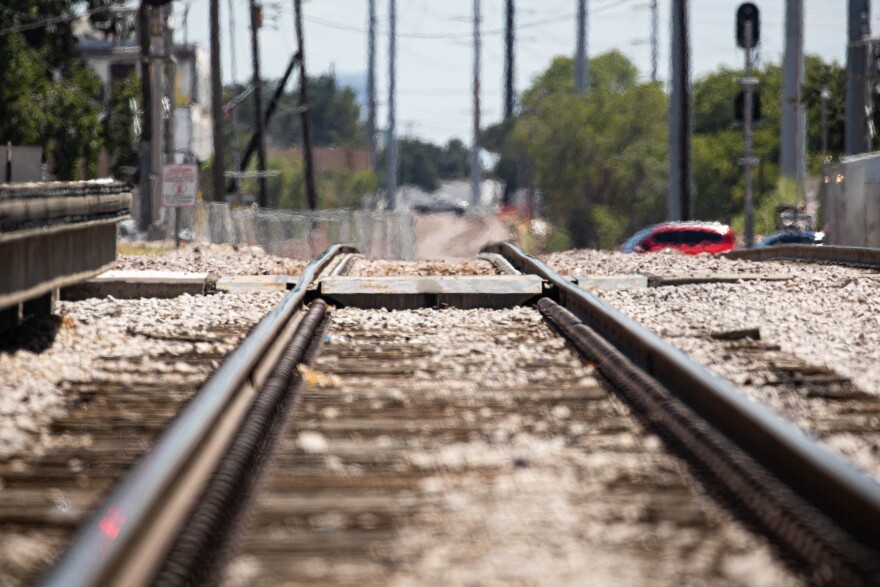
left=846, top=0, right=871, bottom=155
left=367, top=0, right=377, bottom=171
left=504, top=0, right=514, bottom=119
left=209, top=0, right=225, bottom=203
left=575, top=0, right=589, bottom=94
left=227, top=0, right=243, bottom=198
left=148, top=8, right=163, bottom=233
left=249, top=0, right=268, bottom=207
left=471, top=0, right=482, bottom=206
left=386, top=0, right=398, bottom=210
left=780, top=0, right=804, bottom=203
left=163, top=5, right=175, bottom=165
left=668, top=0, right=691, bottom=221
left=650, top=0, right=658, bottom=82
left=138, top=2, right=153, bottom=229
left=294, top=0, right=317, bottom=211
left=501, top=0, right=515, bottom=206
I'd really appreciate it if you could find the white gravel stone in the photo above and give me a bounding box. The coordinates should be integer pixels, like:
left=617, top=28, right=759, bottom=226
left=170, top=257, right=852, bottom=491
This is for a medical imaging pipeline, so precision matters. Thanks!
left=0, top=291, right=284, bottom=461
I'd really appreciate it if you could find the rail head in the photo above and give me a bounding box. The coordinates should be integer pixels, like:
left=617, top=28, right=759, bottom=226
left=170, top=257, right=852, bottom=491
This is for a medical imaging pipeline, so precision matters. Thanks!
left=482, top=241, right=880, bottom=553
left=722, top=244, right=880, bottom=268
left=41, top=243, right=358, bottom=587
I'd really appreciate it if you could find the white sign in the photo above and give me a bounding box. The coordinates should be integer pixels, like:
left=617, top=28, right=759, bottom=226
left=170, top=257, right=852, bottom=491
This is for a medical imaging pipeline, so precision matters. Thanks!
left=162, top=163, right=199, bottom=207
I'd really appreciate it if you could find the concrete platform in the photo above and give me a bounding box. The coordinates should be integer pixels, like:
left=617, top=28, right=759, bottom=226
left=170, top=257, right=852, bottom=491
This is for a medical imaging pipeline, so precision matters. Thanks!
left=573, top=274, right=649, bottom=290
left=216, top=275, right=297, bottom=293
left=62, top=270, right=214, bottom=300
left=317, top=275, right=544, bottom=310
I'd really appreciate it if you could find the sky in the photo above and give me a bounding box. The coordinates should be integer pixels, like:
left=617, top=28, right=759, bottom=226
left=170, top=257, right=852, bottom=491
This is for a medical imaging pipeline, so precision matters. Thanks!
left=176, top=1, right=876, bottom=145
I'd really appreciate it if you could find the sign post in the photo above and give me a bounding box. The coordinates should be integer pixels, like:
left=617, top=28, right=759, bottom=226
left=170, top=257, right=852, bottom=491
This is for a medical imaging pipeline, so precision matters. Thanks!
left=162, top=163, right=198, bottom=247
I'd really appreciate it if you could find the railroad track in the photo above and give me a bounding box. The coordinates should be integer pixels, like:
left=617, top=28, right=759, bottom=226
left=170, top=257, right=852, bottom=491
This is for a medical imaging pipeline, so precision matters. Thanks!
left=5, top=243, right=880, bottom=585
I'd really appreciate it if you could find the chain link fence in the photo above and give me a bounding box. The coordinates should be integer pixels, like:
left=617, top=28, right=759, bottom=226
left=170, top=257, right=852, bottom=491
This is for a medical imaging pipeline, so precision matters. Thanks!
left=163, top=202, right=417, bottom=260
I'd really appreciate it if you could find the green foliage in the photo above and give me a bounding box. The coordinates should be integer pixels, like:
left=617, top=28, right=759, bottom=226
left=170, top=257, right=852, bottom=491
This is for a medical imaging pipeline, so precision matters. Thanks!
left=252, top=154, right=379, bottom=210
left=103, top=74, right=141, bottom=176
left=0, top=0, right=118, bottom=179
left=511, top=51, right=668, bottom=248
left=376, top=138, right=470, bottom=192
left=229, top=73, right=363, bottom=150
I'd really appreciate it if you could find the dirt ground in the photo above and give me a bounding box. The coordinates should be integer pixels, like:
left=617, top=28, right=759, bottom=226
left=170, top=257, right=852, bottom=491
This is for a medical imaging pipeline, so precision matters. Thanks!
left=414, top=213, right=514, bottom=259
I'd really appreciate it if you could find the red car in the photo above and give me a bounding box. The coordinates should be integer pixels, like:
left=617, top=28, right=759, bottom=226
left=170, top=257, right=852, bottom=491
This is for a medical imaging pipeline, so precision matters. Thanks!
left=621, top=221, right=736, bottom=255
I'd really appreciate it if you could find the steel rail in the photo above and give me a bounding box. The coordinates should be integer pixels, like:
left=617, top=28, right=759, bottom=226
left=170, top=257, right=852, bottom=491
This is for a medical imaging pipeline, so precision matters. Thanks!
left=41, top=243, right=358, bottom=587
left=723, top=244, right=880, bottom=268
left=482, top=241, right=880, bottom=556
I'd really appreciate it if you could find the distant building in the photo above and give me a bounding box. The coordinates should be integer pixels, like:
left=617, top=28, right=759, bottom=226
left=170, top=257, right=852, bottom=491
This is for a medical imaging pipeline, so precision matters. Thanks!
left=268, top=147, right=372, bottom=175
left=76, top=8, right=213, bottom=174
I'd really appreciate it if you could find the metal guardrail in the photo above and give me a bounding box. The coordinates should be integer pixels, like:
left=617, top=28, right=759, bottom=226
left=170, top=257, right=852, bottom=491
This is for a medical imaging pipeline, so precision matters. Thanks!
left=41, top=244, right=358, bottom=587
left=0, top=181, right=132, bottom=318
left=723, top=244, right=880, bottom=268
left=482, top=241, right=880, bottom=556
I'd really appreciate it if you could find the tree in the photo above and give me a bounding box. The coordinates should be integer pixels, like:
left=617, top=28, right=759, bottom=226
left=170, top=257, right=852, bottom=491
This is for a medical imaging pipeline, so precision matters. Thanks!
left=0, top=0, right=117, bottom=179
left=510, top=51, right=668, bottom=248
left=228, top=73, right=363, bottom=151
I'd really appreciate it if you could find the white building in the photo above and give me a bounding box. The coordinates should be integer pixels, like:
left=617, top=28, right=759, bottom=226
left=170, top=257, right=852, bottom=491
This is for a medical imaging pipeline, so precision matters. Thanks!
left=76, top=8, right=213, bottom=166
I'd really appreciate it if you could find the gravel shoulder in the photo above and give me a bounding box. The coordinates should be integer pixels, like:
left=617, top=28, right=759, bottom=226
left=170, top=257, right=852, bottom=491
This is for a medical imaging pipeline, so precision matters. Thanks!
left=115, top=242, right=306, bottom=275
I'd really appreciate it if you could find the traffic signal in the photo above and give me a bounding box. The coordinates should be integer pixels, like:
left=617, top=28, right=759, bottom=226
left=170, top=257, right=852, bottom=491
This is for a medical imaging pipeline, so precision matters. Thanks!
left=736, top=3, right=760, bottom=49
left=735, top=91, right=762, bottom=124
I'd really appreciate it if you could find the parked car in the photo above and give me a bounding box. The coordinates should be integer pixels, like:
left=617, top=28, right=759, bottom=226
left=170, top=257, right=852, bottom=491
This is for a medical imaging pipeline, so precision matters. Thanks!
left=756, top=229, right=824, bottom=248
left=620, top=221, right=736, bottom=255
left=412, top=196, right=469, bottom=216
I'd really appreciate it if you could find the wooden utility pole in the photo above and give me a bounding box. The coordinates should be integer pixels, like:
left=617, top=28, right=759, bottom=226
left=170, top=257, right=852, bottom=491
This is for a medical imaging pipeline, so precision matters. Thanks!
left=294, top=0, right=317, bottom=210
left=138, top=2, right=154, bottom=226
left=209, top=0, right=225, bottom=203
left=249, top=0, right=268, bottom=207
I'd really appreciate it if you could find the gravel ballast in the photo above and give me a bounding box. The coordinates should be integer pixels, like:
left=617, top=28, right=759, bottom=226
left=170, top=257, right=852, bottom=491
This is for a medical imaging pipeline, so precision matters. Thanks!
left=0, top=292, right=283, bottom=461
left=115, top=242, right=306, bottom=276
left=545, top=248, right=880, bottom=479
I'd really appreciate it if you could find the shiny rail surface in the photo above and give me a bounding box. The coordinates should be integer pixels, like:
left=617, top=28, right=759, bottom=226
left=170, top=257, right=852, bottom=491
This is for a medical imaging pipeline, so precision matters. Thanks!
left=483, top=241, right=880, bottom=561
left=723, top=244, right=880, bottom=267
left=41, top=244, right=357, bottom=587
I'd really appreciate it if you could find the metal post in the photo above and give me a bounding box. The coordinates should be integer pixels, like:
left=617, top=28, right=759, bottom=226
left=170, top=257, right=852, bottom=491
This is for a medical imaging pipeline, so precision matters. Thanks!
left=575, top=0, right=589, bottom=94
left=742, top=23, right=757, bottom=248
left=471, top=0, right=482, bottom=207
left=668, top=0, right=691, bottom=221
left=249, top=0, right=268, bottom=207
left=367, top=0, right=377, bottom=171
left=294, top=0, right=317, bottom=211
left=650, top=0, right=658, bottom=82
left=5, top=142, right=11, bottom=182
left=780, top=0, right=802, bottom=178
left=821, top=86, right=830, bottom=165
left=209, top=0, right=226, bottom=203
left=846, top=0, right=871, bottom=155
left=504, top=0, right=514, bottom=119
left=386, top=0, right=397, bottom=210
